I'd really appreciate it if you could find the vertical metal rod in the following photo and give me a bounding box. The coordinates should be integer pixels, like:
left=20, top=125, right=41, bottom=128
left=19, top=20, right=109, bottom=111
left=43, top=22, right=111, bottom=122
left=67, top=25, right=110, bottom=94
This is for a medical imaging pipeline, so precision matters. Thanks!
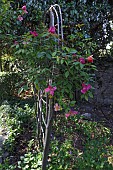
left=38, top=91, right=41, bottom=145
left=42, top=98, right=53, bottom=170
left=53, top=8, right=59, bottom=45
left=54, top=4, right=64, bottom=46
left=46, top=93, right=49, bottom=124
left=50, top=9, right=54, bottom=27
left=49, top=6, right=60, bottom=45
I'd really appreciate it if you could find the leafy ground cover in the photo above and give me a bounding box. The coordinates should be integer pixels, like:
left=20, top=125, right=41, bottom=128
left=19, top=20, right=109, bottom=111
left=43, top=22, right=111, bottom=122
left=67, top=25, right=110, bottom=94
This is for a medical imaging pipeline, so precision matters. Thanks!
left=0, top=98, right=113, bottom=170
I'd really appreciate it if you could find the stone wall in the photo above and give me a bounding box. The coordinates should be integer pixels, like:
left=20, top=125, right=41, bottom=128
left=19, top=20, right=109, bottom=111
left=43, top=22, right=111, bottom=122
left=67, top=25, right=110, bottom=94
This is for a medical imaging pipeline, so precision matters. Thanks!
left=78, top=61, right=113, bottom=121
left=94, top=61, right=113, bottom=107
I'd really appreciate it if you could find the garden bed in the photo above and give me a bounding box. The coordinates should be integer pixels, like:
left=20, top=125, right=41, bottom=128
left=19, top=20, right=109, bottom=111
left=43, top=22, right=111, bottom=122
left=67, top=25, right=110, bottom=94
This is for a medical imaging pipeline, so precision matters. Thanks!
left=0, top=98, right=113, bottom=170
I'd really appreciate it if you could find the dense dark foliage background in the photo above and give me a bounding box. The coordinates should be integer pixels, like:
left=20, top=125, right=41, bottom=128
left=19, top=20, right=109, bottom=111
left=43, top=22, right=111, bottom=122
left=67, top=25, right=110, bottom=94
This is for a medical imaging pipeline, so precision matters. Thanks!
left=1, top=0, right=113, bottom=56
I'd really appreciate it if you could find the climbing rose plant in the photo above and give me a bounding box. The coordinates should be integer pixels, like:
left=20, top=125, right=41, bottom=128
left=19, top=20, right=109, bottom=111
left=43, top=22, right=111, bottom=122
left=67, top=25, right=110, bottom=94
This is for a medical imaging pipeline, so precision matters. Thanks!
left=8, top=4, right=96, bottom=114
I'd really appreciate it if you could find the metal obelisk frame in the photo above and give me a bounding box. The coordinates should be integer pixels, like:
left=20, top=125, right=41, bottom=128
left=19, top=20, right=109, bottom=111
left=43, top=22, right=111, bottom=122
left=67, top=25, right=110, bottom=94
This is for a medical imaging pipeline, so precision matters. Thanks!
left=36, top=4, right=63, bottom=170
left=49, top=4, right=64, bottom=47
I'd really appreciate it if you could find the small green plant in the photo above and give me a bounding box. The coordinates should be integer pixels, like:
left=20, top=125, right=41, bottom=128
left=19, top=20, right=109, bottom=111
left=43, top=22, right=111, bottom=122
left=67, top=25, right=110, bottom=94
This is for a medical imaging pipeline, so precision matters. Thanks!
left=48, top=139, right=76, bottom=170
left=0, top=158, right=16, bottom=170
left=17, top=151, right=42, bottom=170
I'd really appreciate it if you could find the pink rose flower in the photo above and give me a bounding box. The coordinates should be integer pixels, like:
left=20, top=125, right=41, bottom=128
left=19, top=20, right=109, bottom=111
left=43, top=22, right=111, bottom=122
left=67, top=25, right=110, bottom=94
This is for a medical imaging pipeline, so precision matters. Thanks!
left=65, top=110, right=78, bottom=118
left=79, top=58, right=85, bottom=64
left=81, top=83, right=91, bottom=94
left=45, top=85, right=57, bottom=96
left=30, top=31, right=38, bottom=37
left=48, top=26, right=56, bottom=34
left=22, top=5, right=28, bottom=14
left=17, top=15, right=23, bottom=21
left=54, top=103, right=61, bottom=111
left=87, top=55, right=93, bottom=63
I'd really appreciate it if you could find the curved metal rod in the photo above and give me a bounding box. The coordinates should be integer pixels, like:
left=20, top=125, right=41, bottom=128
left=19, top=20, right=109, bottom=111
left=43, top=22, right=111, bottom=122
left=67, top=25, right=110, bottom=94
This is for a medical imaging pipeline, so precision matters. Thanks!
left=52, top=4, right=64, bottom=43
left=49, top=5, right=60, bottom=45
left=49, top=4, right=64, bottom=47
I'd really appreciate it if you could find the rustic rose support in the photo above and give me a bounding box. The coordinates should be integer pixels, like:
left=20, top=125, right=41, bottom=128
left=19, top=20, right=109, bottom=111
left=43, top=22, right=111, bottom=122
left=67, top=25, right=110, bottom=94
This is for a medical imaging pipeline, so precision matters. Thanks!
left=35, top=4, right=63, bottom=170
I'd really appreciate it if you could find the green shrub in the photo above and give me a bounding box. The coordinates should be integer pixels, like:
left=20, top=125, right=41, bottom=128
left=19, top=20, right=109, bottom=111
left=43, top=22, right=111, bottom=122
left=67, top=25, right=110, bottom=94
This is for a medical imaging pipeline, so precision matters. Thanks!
left=47, top=116, right=113, bottom=170
left=0, top=103, right=35, bottom=155
left=17, top=151, right=42, bottom=170
left=0, top=72, right=21, bottom=101
left=76, top=139, right=113, bottom=170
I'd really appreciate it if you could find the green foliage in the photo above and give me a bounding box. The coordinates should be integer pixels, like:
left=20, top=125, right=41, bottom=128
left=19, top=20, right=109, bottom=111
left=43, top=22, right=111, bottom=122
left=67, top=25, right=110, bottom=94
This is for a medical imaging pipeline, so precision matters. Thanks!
left=48, top=139, right=75, bottom=170
left=0, top=159, right=16, bottom=170
left=0, top=72, right=21, bottom=101
left=0, top=102, right=42, bottom=170
left=12, top=28, right=95, bottom=110
left=76, top=139, right=113, bottom=170
left=43, top=0, right=113, bottom=56
left=1, top=0, right=113, bottom=57
left=0, top=1, right=97, bottom=110
left=0, top=103, right=35, bottom=154
left=0, top=102, right=113, bottom=170
left=47, top=116, right=113, bottom=170
left=17, top=151, right=42, bottom=170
